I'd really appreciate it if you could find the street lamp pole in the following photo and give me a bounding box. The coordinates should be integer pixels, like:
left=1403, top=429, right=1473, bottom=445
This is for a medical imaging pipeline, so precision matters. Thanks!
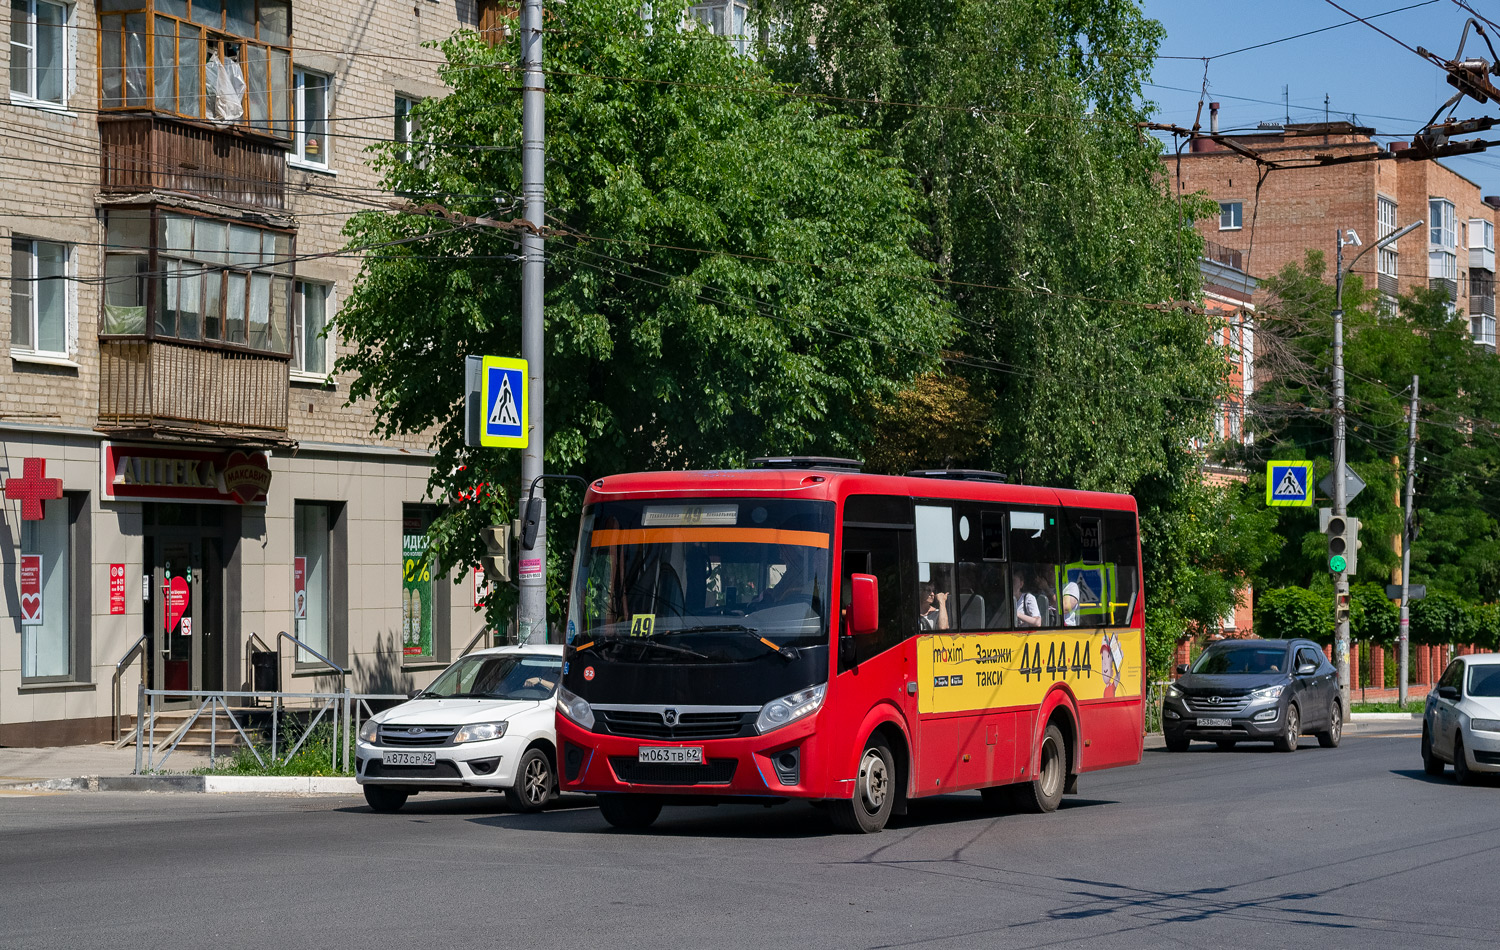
left=1330, top=219, right=1421, bottom=713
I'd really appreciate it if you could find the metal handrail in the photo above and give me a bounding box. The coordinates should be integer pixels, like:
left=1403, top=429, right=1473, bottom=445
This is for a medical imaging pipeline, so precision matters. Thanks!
left=276, top=630, right=347, bottom=681
left=244, top=631, right=272, bottom=693
left=459, top=627, right=492, bottom=657
left=112, top=633, right=149, bottom=745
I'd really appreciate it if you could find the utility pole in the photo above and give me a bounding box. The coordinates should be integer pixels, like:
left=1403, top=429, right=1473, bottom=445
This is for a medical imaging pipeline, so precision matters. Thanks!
left=1332, top=230, right=1352, bottom=713
left=1399, top=376, right=1419, bottom=707
left=517, top=0, right=547, bottom=644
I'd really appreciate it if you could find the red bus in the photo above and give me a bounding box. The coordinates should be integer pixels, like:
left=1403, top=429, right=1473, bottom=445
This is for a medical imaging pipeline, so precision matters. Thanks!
left=554, top=459, right=1145, bottom=833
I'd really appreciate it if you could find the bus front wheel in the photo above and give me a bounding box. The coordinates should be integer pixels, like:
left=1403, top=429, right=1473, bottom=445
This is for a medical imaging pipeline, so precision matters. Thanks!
left=1012, top=723, right=1067, bottom=814
left=598, top=794, right=663, bottom=830
left=830, top=737, right=896, bottom=834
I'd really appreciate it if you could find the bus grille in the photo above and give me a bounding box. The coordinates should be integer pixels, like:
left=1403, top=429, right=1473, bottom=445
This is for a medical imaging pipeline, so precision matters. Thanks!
left=609, top=757, right=738, bottom=786
left=597, top=710, right=754, bottom=740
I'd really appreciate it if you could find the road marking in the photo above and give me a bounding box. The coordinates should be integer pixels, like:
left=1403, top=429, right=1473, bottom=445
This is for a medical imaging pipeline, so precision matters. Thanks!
left=0, top=789, right=64, bottom=796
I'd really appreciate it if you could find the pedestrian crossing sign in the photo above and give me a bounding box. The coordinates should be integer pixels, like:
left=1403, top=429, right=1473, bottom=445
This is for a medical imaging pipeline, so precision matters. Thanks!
left=1266, top=460, right=1314, bottom=507
left=480, top=356, right=527, bottom=448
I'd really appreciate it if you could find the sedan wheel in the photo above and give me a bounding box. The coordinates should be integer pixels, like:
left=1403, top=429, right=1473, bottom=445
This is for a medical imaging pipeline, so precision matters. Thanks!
left=504, top=748, right=554, bottom=813
left=1453, top=735, right=1476, bottom=786
left=1273, top=704, right=1300, bottom=753
left=1421, top=724, right=1446, bottom=776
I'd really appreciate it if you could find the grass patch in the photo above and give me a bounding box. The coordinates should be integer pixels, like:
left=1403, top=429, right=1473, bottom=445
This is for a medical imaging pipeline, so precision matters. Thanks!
left=1351, top=702, right=1421, bottom=714
left=199, top=719, right=352, bottom=776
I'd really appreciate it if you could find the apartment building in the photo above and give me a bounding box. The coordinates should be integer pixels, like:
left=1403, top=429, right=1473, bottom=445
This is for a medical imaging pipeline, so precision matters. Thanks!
left=1167, top=116, right=1498, bottom=350
left=1, top=0, right=495, bottom=745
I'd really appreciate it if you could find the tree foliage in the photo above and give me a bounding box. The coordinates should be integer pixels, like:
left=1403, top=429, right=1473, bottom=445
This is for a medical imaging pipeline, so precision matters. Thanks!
left=332, top=0, right=951, bottom=620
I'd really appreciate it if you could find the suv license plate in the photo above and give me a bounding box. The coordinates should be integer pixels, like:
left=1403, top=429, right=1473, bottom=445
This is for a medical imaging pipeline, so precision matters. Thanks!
left=638, top=746, right=703, bottom=764
left=1196, top=718, right=1232, bottom=728
left=383, top=751, right=436, bottom=766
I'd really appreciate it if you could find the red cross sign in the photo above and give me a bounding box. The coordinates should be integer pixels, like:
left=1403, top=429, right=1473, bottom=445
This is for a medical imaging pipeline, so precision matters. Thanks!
left=4, top=457, right=63, bottom=521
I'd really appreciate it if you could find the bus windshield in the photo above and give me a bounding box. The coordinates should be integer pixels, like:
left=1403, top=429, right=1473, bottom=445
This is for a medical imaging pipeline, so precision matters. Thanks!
left=569, top=499, right=834, bottom=663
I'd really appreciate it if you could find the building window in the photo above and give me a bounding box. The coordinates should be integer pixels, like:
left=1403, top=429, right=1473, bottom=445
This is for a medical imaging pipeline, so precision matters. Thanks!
left=690, top=0, right=751, bottom=55
left=1471, top=218, right=1495, bottom=252
left=20, top=496, right=74, bottom=680
left=395, top=95, right=419, bottom=161
left=1218, top=201, right=1242, bottom=231
left=402, top=505, right=448, bottom=662
left=1429, top=198, right=1456, bottom=249
left=1473, top=315, right=1497, bottom=348
left=293, top=68, right=330, bottom=166
left=294, top=502, right=331, bottom=663
left=102, top=208, right=293, bottom=354
left=10, top=238, right=71, bottom=357
left=293, top=281, right=330, bottom=375
left=1377, top=196, right=1398, bottom=277
left=1430, top=250, right=1458, bottom=281
left=9, top=0, right=68, bottom=106
left=98, top=0, right=292, bottom=135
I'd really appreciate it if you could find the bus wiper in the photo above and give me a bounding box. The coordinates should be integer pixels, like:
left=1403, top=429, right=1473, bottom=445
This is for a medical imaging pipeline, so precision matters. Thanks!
left=675, top=624, right=797, bottom=659
left=637, top=639, right=711, bottom=661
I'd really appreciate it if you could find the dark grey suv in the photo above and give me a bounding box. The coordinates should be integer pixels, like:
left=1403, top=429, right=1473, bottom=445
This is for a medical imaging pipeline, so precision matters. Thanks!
left=1162, top=638, right=1342, bottom=752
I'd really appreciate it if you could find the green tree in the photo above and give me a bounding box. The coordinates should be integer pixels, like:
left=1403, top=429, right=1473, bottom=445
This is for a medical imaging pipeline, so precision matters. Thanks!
left=766, top=0, right=1248, bottom=669
left=331, top=0, right=951, bottom=624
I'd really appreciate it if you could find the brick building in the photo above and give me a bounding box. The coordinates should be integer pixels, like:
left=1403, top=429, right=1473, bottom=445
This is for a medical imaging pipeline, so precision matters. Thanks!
left=1167, top=116, right=1498, bottom=349
left=1, top=0, right=498, bottom=745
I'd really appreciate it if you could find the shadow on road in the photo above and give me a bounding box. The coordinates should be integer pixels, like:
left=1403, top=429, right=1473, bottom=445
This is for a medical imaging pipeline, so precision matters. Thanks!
left=1390, top=767, right=1496, bottom=787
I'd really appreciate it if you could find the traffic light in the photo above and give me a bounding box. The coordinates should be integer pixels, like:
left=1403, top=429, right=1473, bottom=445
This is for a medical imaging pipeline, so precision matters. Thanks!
left=1335, top=590, right=1352, bottom=625
left=1325, top=514, right=1361, bottom=575
left=481, top=524, right=511, bottom=583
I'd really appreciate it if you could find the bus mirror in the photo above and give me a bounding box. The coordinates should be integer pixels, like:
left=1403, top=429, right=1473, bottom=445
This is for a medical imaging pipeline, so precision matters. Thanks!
left=849, top=574, right=879, bottom=636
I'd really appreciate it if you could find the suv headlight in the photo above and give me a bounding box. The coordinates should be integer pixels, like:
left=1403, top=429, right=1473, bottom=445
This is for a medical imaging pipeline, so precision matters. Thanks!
left=756, top=684, right=827, bottom=734
left=453, top=721, right=508, bottom=743
left=557, top=685, right=595, bottom=731
left=359, top=718, right=380, bottom=744
left=1166, top=685, right=1184, bottom=701
left=1470, top=718, right=1500, bottom=734
left=1250, top=684, right=1285, bottom=702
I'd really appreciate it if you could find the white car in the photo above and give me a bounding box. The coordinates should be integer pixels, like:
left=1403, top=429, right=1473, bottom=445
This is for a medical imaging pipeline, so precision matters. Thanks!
left=1422, top=653, right=1500, bottom=784
left=356, top=644, right=563, bottom=812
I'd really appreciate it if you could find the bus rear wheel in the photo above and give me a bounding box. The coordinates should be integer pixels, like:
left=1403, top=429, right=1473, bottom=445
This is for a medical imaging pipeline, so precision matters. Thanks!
left=830, top=737, right=896, bottom=834
left=1012, top=724, right=1067, bottom=814
left=598, top=794, right=663, bottom=830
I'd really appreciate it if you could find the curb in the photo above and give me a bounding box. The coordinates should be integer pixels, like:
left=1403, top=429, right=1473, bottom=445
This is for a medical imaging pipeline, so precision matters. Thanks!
left=6, top=775, right=363, bottom=794
left=203, top=775, right=360, bottom=795
left=1350, top=712, right=1422, bottom=721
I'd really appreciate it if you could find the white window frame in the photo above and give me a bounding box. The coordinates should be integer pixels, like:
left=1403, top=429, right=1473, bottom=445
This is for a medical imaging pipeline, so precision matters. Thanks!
left=291, top=279, right=333, bottom=379
left=395, top=94, right=419, bottom=163
left=688, top=0, right=752, bottom=55
left=1470, top=218, right=1494, bottom=252
left=1430, top=250, right=1458, bottom=281
left=1218, top=201, right=1242, bottom=231
left=293, top=501, right=332, bottom=664
left=1429, top=198, right=1456, bottom=250
left=290, top=67, right=332, bottom=171
left=10, top=237, right=75, bottom=362
left=8, top=0, right=71, bottom=109
left=1377, top=196, right=1399, bottom=277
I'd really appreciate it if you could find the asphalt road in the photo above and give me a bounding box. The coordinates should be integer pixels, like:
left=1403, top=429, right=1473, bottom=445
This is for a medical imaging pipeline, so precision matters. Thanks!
left=1, top=724, right=1495, bottom=950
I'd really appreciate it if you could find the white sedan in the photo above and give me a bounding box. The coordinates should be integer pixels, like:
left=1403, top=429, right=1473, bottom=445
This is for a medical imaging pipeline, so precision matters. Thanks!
left=356, top=644, right=563, bottom=812
left=1422, top=653, right=1500, bottom=784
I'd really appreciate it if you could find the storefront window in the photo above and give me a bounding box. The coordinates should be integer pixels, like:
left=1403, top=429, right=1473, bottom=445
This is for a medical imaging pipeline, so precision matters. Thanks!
left=402, top=505, right=436, bottom=660
left=20, top=498, right=71, bottom=680
left=294, top=502, right=329, bottom=662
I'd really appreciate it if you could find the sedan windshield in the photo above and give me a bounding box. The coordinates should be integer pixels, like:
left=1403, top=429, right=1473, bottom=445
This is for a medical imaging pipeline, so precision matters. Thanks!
left=1469, top=665, right=1500, bottom=697
left=568, top=498, right=834, bottom=663
left=1191, top=645, right=1290, bottom=675
left=423, top=654, right=561, bottom=700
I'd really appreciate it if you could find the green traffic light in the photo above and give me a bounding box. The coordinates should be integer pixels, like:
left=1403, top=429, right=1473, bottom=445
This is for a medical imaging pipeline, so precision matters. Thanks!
left=1330, top=554, right=1347, bottom=573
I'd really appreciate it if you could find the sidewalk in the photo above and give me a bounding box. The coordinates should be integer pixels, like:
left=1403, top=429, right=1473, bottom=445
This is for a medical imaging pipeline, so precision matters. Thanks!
left=0, top=744, right=359, bottom=795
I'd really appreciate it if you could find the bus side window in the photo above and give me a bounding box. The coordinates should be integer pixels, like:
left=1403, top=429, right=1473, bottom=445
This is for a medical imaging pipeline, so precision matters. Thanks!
left=841, top=526, right=914, bottom=668
left=1059, top=509, right=1108, bottom=628
left=1010, top=508, right=1059, bottom=628
left=1103, top=512, right=1140, bottom=627
left=915, top=505, right=956, bottom=631
left=956, top=507, right=1007, bottom=630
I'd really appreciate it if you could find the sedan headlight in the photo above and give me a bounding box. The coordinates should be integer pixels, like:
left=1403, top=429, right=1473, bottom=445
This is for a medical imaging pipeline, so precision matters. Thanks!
left=756, top=684, right=827, bottom=734
left=1470, top=718, right=1500, bottom=734
left=453, top=721, right=508, bottom=743
left=358, top=718, right=380, bottom=744
left=557, top=685, right=595, bottom=731
left=1250, top=684, right=1285, bottom=702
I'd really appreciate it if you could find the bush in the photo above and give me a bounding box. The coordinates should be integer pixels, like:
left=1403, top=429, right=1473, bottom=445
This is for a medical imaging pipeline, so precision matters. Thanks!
left=1255, top=586, right=1331, bottom=642
left=205, top=718, right=351, bottom=776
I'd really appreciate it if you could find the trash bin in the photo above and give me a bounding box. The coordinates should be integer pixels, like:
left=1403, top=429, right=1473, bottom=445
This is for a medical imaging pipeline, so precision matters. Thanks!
left=250, top=650, right=279, bottom=693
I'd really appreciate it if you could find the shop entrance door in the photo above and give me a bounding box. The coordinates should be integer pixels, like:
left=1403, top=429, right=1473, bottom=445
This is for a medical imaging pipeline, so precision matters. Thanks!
left=143, top=507, right=225, bottom=701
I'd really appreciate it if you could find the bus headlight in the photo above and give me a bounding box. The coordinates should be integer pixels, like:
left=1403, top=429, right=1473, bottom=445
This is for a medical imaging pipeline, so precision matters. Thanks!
left=557, top=686, right=595, bottom=731
left=756, top=684, right=827, bottom=734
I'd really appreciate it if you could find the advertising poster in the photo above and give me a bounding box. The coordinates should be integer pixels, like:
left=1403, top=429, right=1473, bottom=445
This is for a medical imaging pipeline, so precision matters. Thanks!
left=109, top=564, right=127, bottom=615
left=20, top=555, right=42, bottom=626
left=401, top=533, right=434, bottom=657
left=293, top=557, right=307, bottom=621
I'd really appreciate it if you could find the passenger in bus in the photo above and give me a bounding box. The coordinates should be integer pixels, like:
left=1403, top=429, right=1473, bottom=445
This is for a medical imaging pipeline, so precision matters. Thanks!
left=1061, top=577, right=1081, bottom=627
left=918, top=582, right=949, bottom=630
left=760, top=544, right=819, bottom=607
left=1012, top=573, right=1042, bottom=627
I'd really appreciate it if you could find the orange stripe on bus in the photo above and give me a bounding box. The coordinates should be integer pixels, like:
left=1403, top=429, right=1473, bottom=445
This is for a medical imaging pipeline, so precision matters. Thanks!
left=590, top=527, right=830, bottom=548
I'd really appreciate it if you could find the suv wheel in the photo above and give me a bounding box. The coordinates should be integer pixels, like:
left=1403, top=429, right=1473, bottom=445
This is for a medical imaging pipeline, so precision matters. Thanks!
left=1273, top=704, right=1300, bottom=753
left=1164, top=733, right=1190, bottom=753
left=1317, top=702, right=1342, bottom=749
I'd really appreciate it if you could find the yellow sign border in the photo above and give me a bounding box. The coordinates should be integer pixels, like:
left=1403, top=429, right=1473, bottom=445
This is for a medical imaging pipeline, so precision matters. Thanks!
left=1266, top=460, right=1314, bottom=507
left=479, top=356, right=528, bottom=448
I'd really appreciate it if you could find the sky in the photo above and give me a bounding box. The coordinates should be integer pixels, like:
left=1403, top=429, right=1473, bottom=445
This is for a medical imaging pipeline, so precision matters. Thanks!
left=1139, top=0, right=1500, bottom=196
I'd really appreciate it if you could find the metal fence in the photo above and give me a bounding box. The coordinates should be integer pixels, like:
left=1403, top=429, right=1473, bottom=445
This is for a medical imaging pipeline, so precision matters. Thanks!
left=1143, top=681, right=1171, bottom=735
left=132, top=686, right=406, bottom=774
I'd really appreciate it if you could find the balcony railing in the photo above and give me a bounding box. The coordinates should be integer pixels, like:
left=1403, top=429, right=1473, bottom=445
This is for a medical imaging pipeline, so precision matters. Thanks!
left=99, top=339, right=289, bottom=435
left=1202, top=240, right=1244, bottom=272
left=1471, top=294, right=1496, bottom=317
left=99, top=115, right=286, bottom=211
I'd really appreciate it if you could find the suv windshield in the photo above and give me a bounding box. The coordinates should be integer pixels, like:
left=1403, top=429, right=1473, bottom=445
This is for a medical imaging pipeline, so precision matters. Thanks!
left=423, top=654, right=561, bottom=700
left=568, top=498, right=834, bottom=664
left=1191, top=644, right=1290, bottom=675
left=1469, top=664, right=1500, bottom=697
